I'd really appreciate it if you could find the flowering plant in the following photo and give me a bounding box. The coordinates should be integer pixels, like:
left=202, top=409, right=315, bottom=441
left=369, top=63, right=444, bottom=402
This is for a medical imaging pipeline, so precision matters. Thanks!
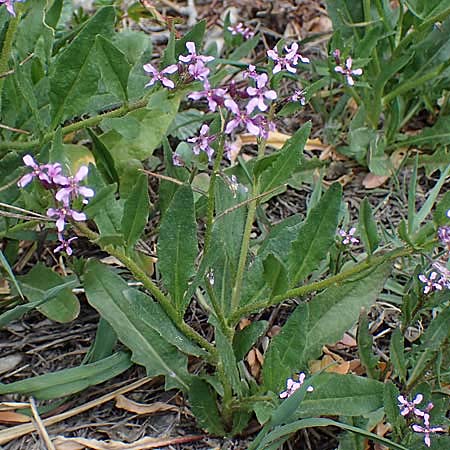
left=0, top=2, right=448, bottom=449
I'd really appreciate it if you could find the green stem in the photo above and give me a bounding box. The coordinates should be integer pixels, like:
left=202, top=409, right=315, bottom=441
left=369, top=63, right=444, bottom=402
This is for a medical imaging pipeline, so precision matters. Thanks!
left=0, top=220, right=41, bottom=238
left=203, top=133, right=225, bottom=255
left=231, top=246, right=414, bottom=323
left=0, top=15, right=19, bottom=113
left=74, top=222, right=217, bottom=362
left=0, top=95, right=150, bottom=153
left=204, top=279, right=233, bottom=340
left=230, top=137, right=267, bottom=314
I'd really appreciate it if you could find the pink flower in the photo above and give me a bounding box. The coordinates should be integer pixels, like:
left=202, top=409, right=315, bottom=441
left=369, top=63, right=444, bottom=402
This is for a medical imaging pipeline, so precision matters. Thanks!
left=188, top=79, right=227, bottom=112
left=143, top=63, right=178, bottom=89
left=224, top=99, right=260, bottom=136
left=412, top=413, right=445, bottom=447
left=398, top=394, right=425, bottom=417
left=187, top=124, right=216, bottom=161
left=267, top=42, right=309, bottom=74
left=291, top=88, right=307, bottom=106
left=252, top=114, right=276, bottom=140
left=418, top=272, right=444, bottom=294
left=179, top=42, right=214, bottom=81
left=279, top=372, right=313, bottom=399
left=0, top=0, right=24, bottom=16
left=246, top=73, right=277, bottom=113
left=334, top=57, right=363, bottom=86
left=339, top=227, right=359, bottom=245
left=17, top=155, right=57, bottom=188
left=227, top=22, right=255, bottom=39
left=54, top=166, right=94, bottom=205
left=47, top=206, right=87, bottom=232
left=243, top=64, right=259, bottom=80
left=54, top=234, right=78, bottom=256
left=172, top=153, right=184, bottom=167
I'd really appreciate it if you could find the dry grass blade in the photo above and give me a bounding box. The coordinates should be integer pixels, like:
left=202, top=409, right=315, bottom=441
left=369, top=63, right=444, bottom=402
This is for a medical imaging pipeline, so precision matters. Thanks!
left=52, top=434, right=205, bottom=450
left=0, top=377, right=151, bottom=445
left=114, top=394, right=179, bottom=415
left=30, top=397, right=56, bottom=450
left=0, top=411, right=31, bottom=424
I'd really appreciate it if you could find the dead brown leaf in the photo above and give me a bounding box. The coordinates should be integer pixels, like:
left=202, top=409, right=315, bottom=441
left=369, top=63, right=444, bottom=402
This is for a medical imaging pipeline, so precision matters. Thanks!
left=309, top=354, right=351, bottom=375
left=53, top=434, right=205, bottom=450
left=114, top=395, right=178, bottom=416
left=0, top=411, right=31, bottom=424
left=246, top=348, right=264, bottom=379
left=363, top=148, right=408, bottom=189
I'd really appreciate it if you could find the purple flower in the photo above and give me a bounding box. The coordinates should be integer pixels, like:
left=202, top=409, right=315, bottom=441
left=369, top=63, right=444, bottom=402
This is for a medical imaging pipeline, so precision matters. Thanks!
left=291, top=88, right=307, bottom=106
left=188, top=79, right=227, bottom=112
left=418, top=272, right=444, bottom=294
left=412, top=413, right=445, bottom=447
left=243, top=64, right=259, bottom=80
left=54, top=234, right=78, bottom=256
left=279, top=372, right=313, bottom=399
left=438, top=226, right=450, bottom=246
left=224, top=140, right=239, bottom=161
left=447, top=209, right=450, bottom=218
left=267, top=42, right=309, bottom=74
left=334, top=57, right=363, bottom=86
left=398, top=394, right=425, bottom=417
left=432, top=261, right=450, bottom=288
left=227, top=22, right=255, bottom=39
left=339, top=227, right=360, bottom=245
left=187, top=124, right=216, bottom=161
left=143, top=63, right=178, bottom=89
left=172, top=153, right=184, bottom=166
left=246, top=73, right=277, bottom=113
left=47, top=206, right=87, bottom=232
left=54, top=166, right=94, bottom=205
left=0, top=0, right=24, bottom=16
left=179, top=42, right=214, bottom=81
left=17, top=155, right=53, bottom=187
left=224, top=99, right=260, bottom=136
left=252, top=114, right=276, bottom=140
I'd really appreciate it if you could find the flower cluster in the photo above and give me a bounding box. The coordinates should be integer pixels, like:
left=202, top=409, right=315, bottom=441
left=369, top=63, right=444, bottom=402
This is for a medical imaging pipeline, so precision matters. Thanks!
left=398, top=394, right=445, bottom=447
left=143, top=41, right=214, bottom=90
left=419, top=223, right=450, bottom=294
left=0, top=0, right=24, bottom=16
left=333, top=49, right=363, bottom=86
left=227, top=22, right=255, bottom=39
left=279, top=372, right=313, bottom=399
left=145, top=37, right=311, bottom=165
left=18, top=155, right=94, bottom=256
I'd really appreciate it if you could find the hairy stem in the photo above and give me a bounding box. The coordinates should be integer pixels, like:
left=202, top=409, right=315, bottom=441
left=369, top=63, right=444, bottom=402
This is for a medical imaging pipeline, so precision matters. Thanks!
left=74, top=222, right=217, bottom=362
left=231, top=246, right=414, bottom=323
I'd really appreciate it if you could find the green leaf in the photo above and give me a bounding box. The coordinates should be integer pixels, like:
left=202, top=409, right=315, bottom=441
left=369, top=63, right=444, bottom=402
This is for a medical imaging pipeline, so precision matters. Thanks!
left=189, top=378, right=226, bottom=435
left=84, top=260, right=190, bottom=390
left=233, top=320, right=268, bottom=361
left=251, top=417, right=408, bottom=450
left=358, top=198, right=379, bottom=255
left=84, top=318, right=117, bottom=363
left=434, top=190, right=450, bottom=226
left=100, top=90, right=181, bottom=166
left=297, top=373, right=384, bottom=417
left=383, top=381, right=404, bottom=439
left=158, top=185, right=198, bottom=311
left=87, top=129, right=120, bottom=186
left=215, top=326, right=242, bottom=395
left=174, top=20, right=207, bottom=58
left=121, top=288, right=207, bottom=358
left=49, top=7, right=115, bottom=125
left=390, top=328, right=407, bottom=382
left=121, top=173, right=149, bottom=249
left=259, top=122, right=311, bottom=197
left=229, top=34, right=260, bottom=60
left=357, top=311, right=379, bottom=378
left=18, top=263, right=80, bottom=323
left=95, top=35, right=131, bottom=101
left=0, top=279, right=78, bottom=328
left=263, top=253, right=289, bottom=297
left=0, top=352, right=131, bottom=400
left=0, top=249, right=23, bottom=299
left=287, top=183, right=342, bottom=286
left=262, top=263, right=390, bottom=392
